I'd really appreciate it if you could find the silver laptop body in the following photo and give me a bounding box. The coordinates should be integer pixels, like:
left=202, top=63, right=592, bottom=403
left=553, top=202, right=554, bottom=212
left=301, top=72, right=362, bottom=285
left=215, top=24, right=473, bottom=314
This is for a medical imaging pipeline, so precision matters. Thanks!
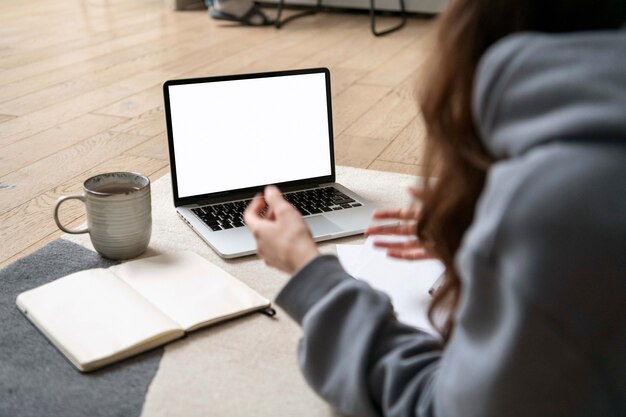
left=163, top=68, right=376, bottom=258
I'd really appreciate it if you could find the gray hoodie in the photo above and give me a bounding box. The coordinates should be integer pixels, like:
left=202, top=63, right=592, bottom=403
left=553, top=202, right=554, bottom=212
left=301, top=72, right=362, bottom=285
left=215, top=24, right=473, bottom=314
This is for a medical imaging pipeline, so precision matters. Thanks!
left=275, top=30, right=626, bottom=417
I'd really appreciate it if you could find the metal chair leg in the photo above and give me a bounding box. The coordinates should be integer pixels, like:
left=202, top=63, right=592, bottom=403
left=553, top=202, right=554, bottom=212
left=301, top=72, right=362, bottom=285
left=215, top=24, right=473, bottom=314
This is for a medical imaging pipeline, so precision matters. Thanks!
left=369, top=0, right=406, bottom=36
left=275, top=0, right=323, bottom=29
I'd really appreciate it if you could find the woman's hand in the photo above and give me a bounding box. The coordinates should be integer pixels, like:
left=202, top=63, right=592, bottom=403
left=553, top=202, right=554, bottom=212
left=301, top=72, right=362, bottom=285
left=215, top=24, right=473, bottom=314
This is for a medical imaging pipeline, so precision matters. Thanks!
left=364, top=186, right=432, bottom=260
left=244, top=185, right=319, bottom=274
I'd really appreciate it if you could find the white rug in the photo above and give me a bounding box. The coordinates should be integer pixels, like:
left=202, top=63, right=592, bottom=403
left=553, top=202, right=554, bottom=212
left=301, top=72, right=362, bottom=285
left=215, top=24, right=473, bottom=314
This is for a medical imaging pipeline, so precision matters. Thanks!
left=63, top=166, right=419, bottom=417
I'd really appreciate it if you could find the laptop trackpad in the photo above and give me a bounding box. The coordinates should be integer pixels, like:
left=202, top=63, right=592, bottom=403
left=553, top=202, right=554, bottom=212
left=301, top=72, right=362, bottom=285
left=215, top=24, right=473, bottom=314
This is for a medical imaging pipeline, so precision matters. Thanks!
left=306, top=215, right=342, bottom=237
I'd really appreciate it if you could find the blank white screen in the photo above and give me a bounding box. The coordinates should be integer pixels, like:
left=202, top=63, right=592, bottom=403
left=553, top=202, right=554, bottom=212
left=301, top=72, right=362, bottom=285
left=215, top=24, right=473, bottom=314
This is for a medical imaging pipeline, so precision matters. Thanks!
left=168, top=73, right=332, bottom=198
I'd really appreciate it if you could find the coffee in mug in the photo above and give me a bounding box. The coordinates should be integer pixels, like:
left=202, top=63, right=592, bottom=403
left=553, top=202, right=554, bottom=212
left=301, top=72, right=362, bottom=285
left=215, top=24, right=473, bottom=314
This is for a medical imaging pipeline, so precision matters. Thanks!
left=53, top=172, right=152, bottom=260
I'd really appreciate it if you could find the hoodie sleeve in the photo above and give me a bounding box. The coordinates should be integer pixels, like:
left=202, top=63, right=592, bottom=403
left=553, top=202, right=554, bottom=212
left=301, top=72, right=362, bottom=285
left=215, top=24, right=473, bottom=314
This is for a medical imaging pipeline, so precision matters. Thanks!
left=276, top=255, right=443, bottom=417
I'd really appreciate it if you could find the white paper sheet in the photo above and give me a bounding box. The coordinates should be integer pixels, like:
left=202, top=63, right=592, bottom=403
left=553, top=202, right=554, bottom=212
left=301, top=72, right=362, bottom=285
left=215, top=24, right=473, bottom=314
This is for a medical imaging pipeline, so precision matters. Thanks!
left=337, top=236, right=444, bottom=335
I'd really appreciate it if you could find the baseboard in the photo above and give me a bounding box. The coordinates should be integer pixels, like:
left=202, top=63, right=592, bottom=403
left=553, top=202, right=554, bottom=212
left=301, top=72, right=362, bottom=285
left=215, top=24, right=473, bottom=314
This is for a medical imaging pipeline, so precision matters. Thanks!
left=260, top=0, right=442, bottom=13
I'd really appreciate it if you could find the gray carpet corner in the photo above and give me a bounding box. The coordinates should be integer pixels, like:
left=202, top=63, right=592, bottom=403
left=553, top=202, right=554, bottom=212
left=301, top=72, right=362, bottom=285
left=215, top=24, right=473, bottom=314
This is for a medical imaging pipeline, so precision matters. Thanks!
left=0, top=239, right=163, bottom=417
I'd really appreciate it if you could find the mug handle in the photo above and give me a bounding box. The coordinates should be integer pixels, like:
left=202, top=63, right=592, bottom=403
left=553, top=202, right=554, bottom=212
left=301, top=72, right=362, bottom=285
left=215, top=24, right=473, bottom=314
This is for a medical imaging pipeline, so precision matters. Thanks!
left=53, top=194, right=89, bottom=234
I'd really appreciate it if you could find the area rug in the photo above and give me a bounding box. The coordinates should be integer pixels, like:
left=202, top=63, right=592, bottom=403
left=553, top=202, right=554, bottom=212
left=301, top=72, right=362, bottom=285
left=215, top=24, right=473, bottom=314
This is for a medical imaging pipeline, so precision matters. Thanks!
left=0, top=239, right=163, bottom=417
left=10, top=165, right=419, bottom=417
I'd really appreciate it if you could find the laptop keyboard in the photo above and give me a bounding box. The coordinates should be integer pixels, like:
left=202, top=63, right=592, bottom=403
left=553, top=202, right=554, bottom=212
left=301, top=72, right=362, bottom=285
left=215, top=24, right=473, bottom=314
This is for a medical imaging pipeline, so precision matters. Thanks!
left=191, top=186, right=363, bottom=231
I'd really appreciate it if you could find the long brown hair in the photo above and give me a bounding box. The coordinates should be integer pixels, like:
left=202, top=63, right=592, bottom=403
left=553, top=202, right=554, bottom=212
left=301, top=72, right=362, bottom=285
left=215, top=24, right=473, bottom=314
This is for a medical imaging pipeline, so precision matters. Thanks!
left=418, top=0, right=626, bottom=341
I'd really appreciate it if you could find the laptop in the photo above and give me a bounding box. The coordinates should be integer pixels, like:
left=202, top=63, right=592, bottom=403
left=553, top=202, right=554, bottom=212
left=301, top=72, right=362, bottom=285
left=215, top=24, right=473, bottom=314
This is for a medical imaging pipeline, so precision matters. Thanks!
left=163, top=67, right=376, bottom=258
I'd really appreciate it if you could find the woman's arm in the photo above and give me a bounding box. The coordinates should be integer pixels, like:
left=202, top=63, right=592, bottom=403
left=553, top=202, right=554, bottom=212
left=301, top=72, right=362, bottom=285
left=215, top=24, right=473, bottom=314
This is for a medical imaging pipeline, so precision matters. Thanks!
left=276, top=255, right=442, bottom=417
left=243, top=186, right=443, bottom=417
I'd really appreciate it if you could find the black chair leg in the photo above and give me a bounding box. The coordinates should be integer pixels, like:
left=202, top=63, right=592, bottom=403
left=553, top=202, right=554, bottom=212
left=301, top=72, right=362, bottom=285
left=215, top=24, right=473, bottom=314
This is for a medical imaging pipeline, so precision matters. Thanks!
left=275, top=0, right=323, bottom=29
left=369, top=0, right=406, bottom=36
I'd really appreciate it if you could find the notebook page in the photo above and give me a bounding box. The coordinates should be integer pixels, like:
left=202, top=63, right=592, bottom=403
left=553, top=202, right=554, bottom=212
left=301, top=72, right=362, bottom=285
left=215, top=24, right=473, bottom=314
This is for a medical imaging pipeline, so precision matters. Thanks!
left=16, top=269, right=182, bottom=368
left=110, top=252, right=270, bottom=331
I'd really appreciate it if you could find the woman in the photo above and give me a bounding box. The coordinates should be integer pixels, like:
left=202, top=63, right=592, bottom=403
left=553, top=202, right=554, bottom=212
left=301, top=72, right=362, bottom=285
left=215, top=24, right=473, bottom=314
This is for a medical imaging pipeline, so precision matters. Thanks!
left=244, top=0, right=626, bottom=415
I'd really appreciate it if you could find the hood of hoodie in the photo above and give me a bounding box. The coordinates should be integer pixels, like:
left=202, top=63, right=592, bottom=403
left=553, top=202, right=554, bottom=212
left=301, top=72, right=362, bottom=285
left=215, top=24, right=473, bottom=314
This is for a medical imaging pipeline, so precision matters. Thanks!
left=473, top=29, right=626, bottom=159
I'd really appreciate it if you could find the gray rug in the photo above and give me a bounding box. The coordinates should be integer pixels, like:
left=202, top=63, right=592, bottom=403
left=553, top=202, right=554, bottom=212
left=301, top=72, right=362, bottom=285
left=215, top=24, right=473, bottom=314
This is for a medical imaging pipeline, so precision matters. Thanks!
left=0, top=239, right=163, bottom=417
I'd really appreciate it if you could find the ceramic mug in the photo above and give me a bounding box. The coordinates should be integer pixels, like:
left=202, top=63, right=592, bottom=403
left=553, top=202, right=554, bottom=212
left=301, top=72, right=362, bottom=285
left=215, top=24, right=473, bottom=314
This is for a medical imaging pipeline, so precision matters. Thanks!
left=53, top=172, right=152, bottom=260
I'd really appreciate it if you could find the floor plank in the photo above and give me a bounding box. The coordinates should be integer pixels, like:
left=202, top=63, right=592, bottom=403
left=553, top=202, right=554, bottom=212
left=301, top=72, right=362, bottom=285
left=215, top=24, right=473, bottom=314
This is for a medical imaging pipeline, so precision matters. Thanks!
left=359, top=36, right=429, bottom=87
left=368, top=160, right=423, bottom=176
left=0, top=114, right=16, bottom=123
left=0, top=131, right=155, bottom=213
left=0, top=7, right=181, bottom=68
left=109, top=107, right=166, bottom=138
left=332, top=84, right=391, bottom=136
left=338, top=26, right=418, bottom=71
left=0, top=24, right=182, bottom=85
left=0, top=113, right=127, bottom=177
left=378, top=115, right=427, bottom=165
left=344, top=89, right=417, bottom=140
left=0, top=45, right=198, bottom=116
left=334, top=134, right=390, bottom=168
left=95, top=85, right=164, bottom=119
left=0, top=22, right=207, bottom=103
left=0, top=70, right=168, bottom=145
left=123, top=132, right=170, bottom=161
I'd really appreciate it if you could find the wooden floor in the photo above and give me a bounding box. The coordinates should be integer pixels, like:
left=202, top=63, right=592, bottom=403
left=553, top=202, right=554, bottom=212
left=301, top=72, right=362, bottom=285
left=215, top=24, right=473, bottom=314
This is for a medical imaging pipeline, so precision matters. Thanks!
left=0, top=0, right=433, bottom=267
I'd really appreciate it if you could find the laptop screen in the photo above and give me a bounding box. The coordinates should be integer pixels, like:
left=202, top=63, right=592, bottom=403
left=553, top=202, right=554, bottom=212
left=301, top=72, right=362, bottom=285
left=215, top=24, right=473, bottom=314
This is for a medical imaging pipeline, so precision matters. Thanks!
left=166, top=71, right=333, bottom=199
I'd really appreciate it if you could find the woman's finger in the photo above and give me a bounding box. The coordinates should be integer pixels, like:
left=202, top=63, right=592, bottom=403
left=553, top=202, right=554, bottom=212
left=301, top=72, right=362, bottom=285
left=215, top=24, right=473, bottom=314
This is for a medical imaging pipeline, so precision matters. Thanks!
left=371, top=207, right=419, bottom=220
left=407, top=186, right=423, bottom=200
left=386, top=247, right=431, bottom=260
left=372, top=239, right=423, bottom=249
left=365, top=222, right=417, bottom=236
left=244, top=194, right=268, bottom=228
left=264, top=185, right=291, bottom=210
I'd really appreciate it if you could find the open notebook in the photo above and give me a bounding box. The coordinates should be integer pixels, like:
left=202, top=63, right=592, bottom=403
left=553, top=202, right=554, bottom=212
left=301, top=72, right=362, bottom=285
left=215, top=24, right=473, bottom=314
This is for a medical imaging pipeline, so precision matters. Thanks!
left=16, top=251, right=272, bottom=372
